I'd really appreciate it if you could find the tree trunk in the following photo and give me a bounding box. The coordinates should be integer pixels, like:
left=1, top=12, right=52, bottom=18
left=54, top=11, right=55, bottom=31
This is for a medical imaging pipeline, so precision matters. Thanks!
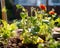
left=1, top=0, right=7, bottom=21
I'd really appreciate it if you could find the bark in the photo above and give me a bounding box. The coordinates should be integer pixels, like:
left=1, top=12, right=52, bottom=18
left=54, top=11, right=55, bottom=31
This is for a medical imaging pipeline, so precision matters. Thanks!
left=1, top=0, right=7, bottom=21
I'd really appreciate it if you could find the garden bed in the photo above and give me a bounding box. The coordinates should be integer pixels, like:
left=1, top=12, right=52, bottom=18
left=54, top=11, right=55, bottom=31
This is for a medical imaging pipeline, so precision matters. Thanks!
left=0, top=4, right=60, bottom=48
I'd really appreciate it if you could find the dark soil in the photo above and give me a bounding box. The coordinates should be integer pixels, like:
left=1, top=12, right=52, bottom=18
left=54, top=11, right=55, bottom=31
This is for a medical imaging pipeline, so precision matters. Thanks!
left=0, top=42, right=4, bottom=48
left=0, top=37, right=37, bottom=48
left=7, top=37, right=38, bottom=48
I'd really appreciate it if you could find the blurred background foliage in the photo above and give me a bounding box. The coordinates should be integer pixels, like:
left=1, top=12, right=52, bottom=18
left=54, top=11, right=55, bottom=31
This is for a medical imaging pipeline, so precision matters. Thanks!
left=5, top=0, right=15, bottom=21
left=0, top=0, right=16, bottom=20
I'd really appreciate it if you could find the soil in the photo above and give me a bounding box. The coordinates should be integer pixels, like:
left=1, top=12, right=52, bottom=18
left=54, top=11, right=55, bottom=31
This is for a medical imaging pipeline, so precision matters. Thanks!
left=0, top=37, right=37, bottom=48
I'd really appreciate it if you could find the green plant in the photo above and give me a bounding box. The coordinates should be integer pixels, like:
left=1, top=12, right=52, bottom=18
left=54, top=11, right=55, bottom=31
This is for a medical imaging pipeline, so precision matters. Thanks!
left=16, top=4, right=59, bottom=48
left=0, top=4, right=60, bottom=48
left=55, top=17, right=60, bottom=27
left=0, top=20, right=18, bottom=47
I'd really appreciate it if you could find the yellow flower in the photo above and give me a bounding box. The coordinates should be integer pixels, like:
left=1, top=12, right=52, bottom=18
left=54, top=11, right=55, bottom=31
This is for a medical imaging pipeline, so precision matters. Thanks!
left=37, top=37, right=44, bottom=43
left=20, top=35, right=23, bottom=40
left=22, top=41, right=24, bottom=44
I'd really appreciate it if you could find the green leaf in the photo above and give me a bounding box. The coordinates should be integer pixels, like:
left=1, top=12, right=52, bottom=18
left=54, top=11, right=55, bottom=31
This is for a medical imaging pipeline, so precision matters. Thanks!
left=20, top=12, right=27, bottom=19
